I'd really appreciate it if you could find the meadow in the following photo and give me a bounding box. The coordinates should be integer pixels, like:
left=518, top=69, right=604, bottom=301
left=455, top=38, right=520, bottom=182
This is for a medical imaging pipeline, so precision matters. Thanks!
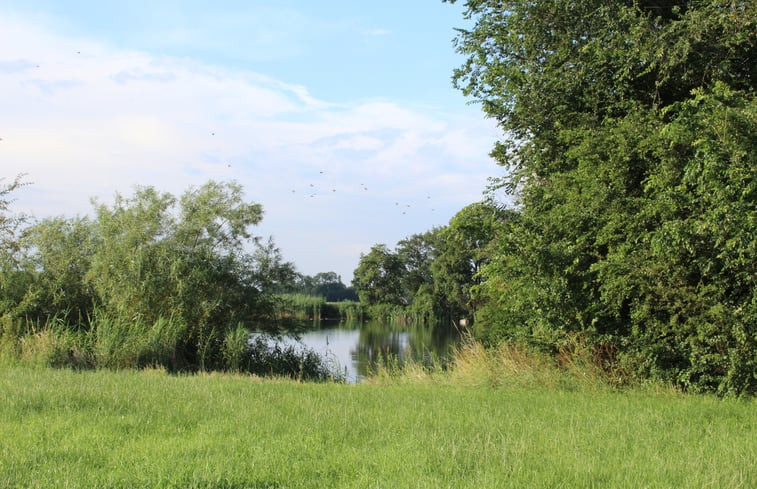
left=1, top=365, right=754, bottom=488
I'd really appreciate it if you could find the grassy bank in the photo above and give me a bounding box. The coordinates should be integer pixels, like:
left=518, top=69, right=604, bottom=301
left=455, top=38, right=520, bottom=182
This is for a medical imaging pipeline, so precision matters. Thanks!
left=0, top=367, right=754, bottom=488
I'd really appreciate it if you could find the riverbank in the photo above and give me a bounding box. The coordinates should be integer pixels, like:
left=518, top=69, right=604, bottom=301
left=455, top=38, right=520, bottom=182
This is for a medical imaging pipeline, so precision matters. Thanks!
left=1, top=366, right=753, bottom=488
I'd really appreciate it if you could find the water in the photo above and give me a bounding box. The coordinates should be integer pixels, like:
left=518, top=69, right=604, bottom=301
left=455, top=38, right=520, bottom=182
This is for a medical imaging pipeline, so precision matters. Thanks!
left=264, top=320, right=461, bottom=383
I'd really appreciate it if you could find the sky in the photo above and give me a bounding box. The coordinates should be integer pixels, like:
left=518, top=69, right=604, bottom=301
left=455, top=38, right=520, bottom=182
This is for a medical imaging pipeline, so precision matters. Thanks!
left=0, top=0, right=503, bottom=282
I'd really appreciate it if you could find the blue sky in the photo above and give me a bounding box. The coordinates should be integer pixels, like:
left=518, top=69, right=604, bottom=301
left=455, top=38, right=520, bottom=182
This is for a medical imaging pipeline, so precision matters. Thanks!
left=0, top=1, right=502, bottom=282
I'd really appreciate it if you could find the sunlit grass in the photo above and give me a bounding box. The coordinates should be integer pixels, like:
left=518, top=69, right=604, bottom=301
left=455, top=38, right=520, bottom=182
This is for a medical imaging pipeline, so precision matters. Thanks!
left=1, top=366, right=754, bottom=488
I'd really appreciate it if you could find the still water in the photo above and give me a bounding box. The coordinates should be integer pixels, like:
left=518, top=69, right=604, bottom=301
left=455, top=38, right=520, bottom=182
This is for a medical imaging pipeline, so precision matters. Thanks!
left=271, top=320, right=461, bottom=383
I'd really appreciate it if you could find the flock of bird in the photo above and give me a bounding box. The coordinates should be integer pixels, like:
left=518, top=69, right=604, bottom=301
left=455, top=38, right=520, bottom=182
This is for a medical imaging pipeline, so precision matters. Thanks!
left=213, top=140, right=440, bottom=216
left=287, top=169, right=437, bottom=216
left=1, top=59, right=441, bottom=221
left=210, top=112, right=441, bottom=218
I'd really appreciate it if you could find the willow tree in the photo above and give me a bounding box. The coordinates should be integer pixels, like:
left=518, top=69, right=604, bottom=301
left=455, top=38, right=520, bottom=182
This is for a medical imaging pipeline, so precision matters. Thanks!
left=0, top=175, right=32, bottom=317
left=449, top=0, right=756, bottom=394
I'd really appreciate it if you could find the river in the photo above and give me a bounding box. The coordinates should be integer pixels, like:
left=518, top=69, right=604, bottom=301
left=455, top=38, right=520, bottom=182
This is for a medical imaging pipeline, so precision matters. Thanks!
left=267, top=320, right=462, bottom=383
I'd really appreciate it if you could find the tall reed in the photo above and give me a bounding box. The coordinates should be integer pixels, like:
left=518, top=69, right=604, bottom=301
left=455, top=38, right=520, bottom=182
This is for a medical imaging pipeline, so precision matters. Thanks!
left=273, top=294, right=325, bottom=320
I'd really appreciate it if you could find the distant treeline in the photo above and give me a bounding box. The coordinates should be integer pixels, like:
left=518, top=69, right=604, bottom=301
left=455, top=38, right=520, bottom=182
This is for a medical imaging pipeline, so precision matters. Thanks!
left=276, top=272, right=358, bottom=303
left=350, top=202, right=506, bottom=327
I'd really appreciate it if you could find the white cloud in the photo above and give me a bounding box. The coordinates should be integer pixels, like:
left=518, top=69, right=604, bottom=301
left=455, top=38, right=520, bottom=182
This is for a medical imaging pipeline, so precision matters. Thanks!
left=363, top=28, right=392, bottom=36
left=0, top=12, right=500, bottom=280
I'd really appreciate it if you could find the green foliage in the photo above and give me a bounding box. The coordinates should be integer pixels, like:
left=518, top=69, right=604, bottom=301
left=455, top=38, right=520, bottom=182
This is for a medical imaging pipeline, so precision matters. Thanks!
left=364, top=303, right=408, bottom=324
left=273, top=293, right=325, bottom=320
left=16, top=216, right=97, bottom=321
left=0, top=175, right=31, bottom=317
left=0, top=174, right=29, bottom=266
left=352, top=204, right=505, bottom=325
left=88, top=181, right=265, bottom=332
left=450, top=0, right=756, bottom=394
left=406, top=283, right=438, bottom=325
left=396, top=229, right=441, bottom=302
left=3, top=311, right=339, bottom=379
left=351, top=244, right=405, bottom=305
left=243, top=336, right=338, bottom=381
left=80, top=181, right=272, bottom=369
left=222, top=323, right=250, bottom=372
left=327, top=300, right=365, bottom=321
left=432, top=202, right=509, bottom=320
left=0, top=180, right=327, bottom=375
left=276, top=271, right=358, bottom=301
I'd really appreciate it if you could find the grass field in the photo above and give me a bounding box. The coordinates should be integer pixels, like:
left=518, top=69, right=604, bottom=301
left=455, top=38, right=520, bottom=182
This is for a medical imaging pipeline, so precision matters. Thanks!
left=0, top=366, right=754, bottom=488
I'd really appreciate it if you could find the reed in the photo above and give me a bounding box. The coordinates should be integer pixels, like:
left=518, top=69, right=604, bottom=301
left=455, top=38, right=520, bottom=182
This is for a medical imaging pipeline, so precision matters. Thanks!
left=367, top=335, right=628, bottom=392
left=327, top=300, right=364, bottom=321
left=273, top=293, right=325, bottom=320
left=0, top=310, right=340, bottom=380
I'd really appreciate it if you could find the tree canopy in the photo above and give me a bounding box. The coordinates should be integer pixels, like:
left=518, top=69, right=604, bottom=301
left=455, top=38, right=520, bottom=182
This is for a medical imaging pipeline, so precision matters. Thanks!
left=0, top=180, right=305, bottom=372
left=449, top=0, right=756, bottom=394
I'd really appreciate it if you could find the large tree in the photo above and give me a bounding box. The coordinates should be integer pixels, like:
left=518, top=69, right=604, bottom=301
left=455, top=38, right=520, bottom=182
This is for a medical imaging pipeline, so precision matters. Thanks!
left=450, top=0, right=756, bottom=394
left=396, top=229, right=442, bottom=302
left=351, top=244, right=406, bottom=305
left=432, top=202, right=506, bottom=320
left=1, top=180, right=303, bottom=371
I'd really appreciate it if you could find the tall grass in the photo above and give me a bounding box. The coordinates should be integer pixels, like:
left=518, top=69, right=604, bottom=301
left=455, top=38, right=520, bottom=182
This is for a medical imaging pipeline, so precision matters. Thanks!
left=273, top=294, right=365, bottom=322
left=0, top=311, right=340, bottom=381
left=273, top=293, right=325, bottom=320
left=366, top=334, right=639, bottom=392
left=0, top=366, right=753, bottom=488
left=324, top=300, right=364, bottom=321
left=365, top=303, right=411, bottom=323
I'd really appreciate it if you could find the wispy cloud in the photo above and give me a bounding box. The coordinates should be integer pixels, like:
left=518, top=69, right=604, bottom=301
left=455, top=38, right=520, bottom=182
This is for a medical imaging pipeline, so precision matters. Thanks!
left=0, top=11, right=498, bottom=280
left=363, top=28, right=392, bottom=36
left=0, top=58, right=37, bottom=74
left=111, top=68, right=176, bottom=84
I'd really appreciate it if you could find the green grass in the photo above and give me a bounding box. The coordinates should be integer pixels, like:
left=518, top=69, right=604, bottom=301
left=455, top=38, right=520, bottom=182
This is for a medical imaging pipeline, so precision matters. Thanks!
left=0, top=367, right=754, bottom=488
left=273, top=294, right=325, bottom=321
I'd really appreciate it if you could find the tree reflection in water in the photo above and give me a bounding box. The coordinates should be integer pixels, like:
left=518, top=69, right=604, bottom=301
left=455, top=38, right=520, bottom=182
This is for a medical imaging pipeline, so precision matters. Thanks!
left=262, top=320, right=460, bottom=383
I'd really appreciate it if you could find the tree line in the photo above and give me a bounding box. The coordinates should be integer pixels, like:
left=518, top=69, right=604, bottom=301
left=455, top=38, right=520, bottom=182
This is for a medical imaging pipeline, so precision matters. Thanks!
left=1, top=0, right=754, bottom=393
left=352, top=0, right=755, bottom=395
left=449, top=0, right=755, bottom=395
left=350, top=201, right=511, bottom=325
left=0, top=178, right=341, bottom=378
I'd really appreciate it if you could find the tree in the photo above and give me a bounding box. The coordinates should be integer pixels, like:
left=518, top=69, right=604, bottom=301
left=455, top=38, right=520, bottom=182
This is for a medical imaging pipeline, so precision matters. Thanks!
left=351, top=244, right=405, bottom=305
left=0, top=174, right=32, bottom=317
left=432, top=202, right=506, bottom=320
left=449, top=0, right=756, bottom=394
left=250, top=237, right=298, bottom=294
left=16, top=216, right=97, bottom=322
left=310, top=272, right=357, bottom=302
left=83, top=180, right=273, bottom=368
left=0, top=175, right=29, bottom=267
left=396, top=229, right=442, bottom=302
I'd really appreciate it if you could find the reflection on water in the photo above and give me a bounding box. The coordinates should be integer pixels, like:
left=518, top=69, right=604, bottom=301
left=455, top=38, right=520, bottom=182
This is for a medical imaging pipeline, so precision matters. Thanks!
left=268, top=320, right=461, bottom=383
